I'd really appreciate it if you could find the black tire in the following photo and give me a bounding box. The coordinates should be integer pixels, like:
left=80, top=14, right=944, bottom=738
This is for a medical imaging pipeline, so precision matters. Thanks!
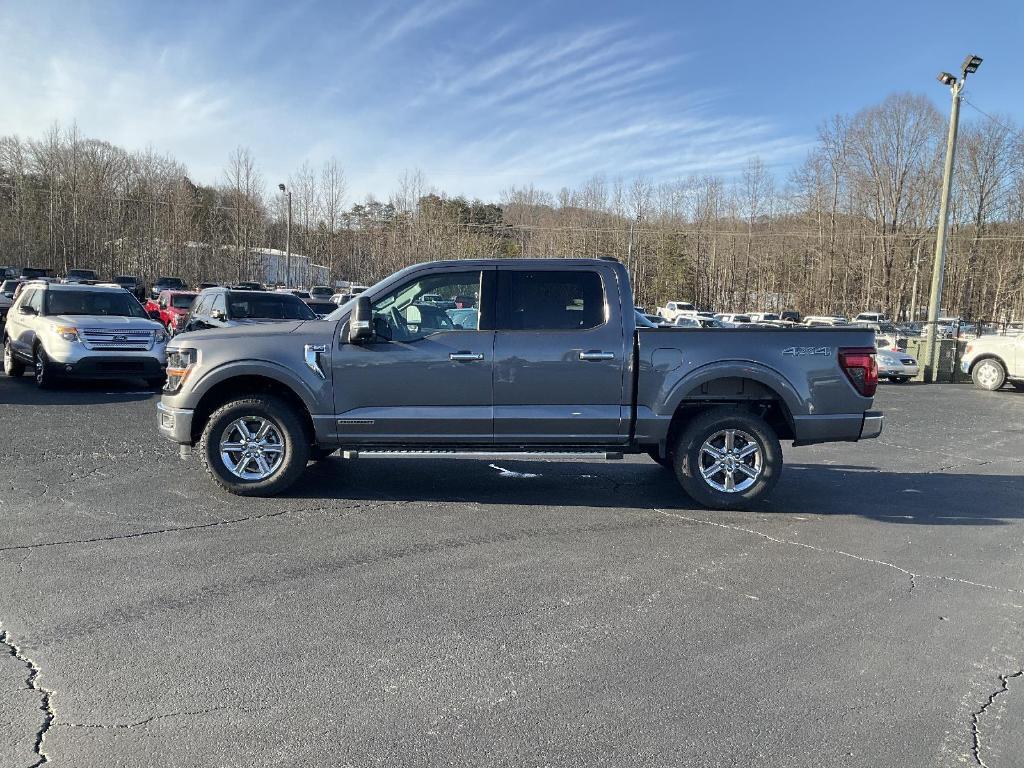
left=33, top=345, right=55, bottom=389
left=646, top=448, right=673, bottom=469
left=893, top=376, right=910, bottom=384
left=971, top=358, right=1006, bottom=391
left=673, top=407, right=782, bottom=510
left=199, top=395, right=310, bottom=496
left=3, top=338, right=25, bottom=377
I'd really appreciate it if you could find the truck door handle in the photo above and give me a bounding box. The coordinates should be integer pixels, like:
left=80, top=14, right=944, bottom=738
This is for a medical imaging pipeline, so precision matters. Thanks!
left=579, top=351, right=615, bottom=361
left=449, top=352, right=484, bottom=361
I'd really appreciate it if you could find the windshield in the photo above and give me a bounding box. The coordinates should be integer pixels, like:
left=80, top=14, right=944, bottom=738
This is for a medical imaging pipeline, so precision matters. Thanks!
left=228, top=294, right=316, bottom=320
left=2, top=280, right=21, bottom=293
left=46, top=290, right=147, bottom=318
left=171, top=294, right=196, bottom=309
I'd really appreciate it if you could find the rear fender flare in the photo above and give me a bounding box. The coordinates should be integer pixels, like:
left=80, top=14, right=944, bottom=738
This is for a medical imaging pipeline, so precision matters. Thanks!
left=660, top=361, right=806, bottom=421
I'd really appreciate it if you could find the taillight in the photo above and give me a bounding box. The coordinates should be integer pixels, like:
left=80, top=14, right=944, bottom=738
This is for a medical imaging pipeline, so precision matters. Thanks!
left=839, top=347, right=878, bottom=397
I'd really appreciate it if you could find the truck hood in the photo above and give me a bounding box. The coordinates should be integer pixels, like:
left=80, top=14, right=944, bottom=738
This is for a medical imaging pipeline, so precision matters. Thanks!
left=53, top=315, right=162, bottom=330
left=171, top=320, right=307, bottom=345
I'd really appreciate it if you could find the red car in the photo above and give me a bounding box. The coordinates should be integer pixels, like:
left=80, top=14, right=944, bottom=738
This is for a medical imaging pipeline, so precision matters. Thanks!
left=145, top=290, right=197, bottom=333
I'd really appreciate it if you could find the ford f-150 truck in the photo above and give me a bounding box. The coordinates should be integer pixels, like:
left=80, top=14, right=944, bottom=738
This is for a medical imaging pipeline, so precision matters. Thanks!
left=157, top=258, right=882, bottom=509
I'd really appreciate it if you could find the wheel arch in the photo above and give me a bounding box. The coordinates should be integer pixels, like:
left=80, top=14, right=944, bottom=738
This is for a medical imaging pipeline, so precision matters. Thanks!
left=190, top=373, right=316, bottom=446
left=968, top=353, right=1008, bottom=373
left=655, top=374, right=797, bottom=456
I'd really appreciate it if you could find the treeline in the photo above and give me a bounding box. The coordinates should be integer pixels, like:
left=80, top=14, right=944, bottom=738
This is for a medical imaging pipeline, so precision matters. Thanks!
left=1, top=91, right=1023, bottom=320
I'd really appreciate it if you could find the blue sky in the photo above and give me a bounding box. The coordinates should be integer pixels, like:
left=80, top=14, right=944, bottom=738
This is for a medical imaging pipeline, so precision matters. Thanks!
left=1, top=0, right=1021, bottom=201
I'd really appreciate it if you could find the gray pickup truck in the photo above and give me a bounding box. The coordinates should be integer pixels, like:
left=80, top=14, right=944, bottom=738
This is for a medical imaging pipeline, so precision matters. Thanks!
left=157, top=258, right=882, bottom=509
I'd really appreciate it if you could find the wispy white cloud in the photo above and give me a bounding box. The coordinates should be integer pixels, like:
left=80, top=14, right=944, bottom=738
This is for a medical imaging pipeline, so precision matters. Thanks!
left=371, top=0, right=476, bottom=47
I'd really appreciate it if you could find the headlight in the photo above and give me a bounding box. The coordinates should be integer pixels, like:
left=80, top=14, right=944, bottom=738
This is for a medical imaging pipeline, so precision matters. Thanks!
left=154, top=328, right=168, bottom=343
left=52, top=325, right=80, bottom=342
left=164, top=348, right=197, bottom=392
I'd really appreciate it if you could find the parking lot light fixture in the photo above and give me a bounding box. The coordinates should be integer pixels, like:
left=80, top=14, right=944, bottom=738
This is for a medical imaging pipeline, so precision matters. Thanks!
left=924, top=54, right=981, bottom=382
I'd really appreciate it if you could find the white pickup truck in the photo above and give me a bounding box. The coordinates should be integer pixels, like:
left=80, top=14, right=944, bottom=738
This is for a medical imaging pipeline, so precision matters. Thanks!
left=961, top=335, right=1024, bottom=391
left=657, top=301, right=697, bottom=322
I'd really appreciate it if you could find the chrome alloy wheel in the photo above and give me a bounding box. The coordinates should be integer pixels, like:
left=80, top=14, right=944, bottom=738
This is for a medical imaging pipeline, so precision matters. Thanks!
left=219, top=417, right=286, bottom=480
left=976, top=361, right=1001, bottom=389
left=698, top=428, right=763, bottom=493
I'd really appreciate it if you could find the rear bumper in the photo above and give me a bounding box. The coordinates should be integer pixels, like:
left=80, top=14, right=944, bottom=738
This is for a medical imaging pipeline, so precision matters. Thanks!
left=859, top=411, right=884, bottom=439
left=157, top=401, right=195, bottom=444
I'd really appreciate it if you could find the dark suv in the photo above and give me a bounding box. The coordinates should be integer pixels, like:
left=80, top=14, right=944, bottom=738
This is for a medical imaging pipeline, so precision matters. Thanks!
left=179, top=287, right=317, bottom=333
left=113, top=275, right=146, bottom=301
left=150, top=276, right=188, bottom=299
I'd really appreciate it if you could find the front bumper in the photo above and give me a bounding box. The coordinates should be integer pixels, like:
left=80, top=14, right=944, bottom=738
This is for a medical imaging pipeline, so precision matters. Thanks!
left=49, top=355, right=165, bottom=379
left=157, top=401, right=195, bottom=444
left=859, top=411, right=884, bottom=439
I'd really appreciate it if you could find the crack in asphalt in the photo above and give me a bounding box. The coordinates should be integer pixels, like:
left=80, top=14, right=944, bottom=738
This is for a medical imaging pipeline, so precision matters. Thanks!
left=57, top=704, right=236, bottom=730
left=656, top=510, right=1024, bottom=598
left=971, top=670, right=1024, bottom=767
left=0, top=501, right=409, bottom=553
left=0, top=629, right=54, bottom=767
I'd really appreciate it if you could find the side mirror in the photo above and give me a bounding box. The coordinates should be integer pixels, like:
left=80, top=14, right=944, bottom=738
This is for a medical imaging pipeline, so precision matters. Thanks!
left=348, top=296, right=373, bottom=343
left=211, top=309, right=226, bottom=322
left=19, top=305, right=37, bottom=316
left=147, top=309, right=162, bottom=321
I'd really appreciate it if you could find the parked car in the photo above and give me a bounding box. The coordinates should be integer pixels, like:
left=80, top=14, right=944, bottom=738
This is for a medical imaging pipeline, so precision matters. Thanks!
left=0, top=288, right=13, bottom=327
left=657, top=301, right=697, bottom=322
left=748, top=313, right=780, bottom=322
left=3, top=283, right=168, bottom=387
left=157, top=257, right=883, bottom=509
left=232, top=281, right=265, bottom=291
left=875, top=346, right=918, bottom=383
left=179, top=287, right=317, bottom=333
left=309, top=285, right=333, bottom=301
left=150, top=276, right=188, bottom=299
left=19, top=267, right=53, bottom=280
left=304, top=300, right=337, bottom=319
left=145, top=290, right=198, bottom=333
left=0, top=266, right=18, bottom=281
left=1, top=279, right=24, bottom=299
left=197, top=282, right=220, bottom=290
left=780, top=310, right=801, bottom=323
left=716, top=313, right=753, bottom=327
left=961, top=336, right=1024, bottom=391
left=854, top=312, right=889, bottom=324
left=276, top=288, right=312, bottom=300
left=63, top=268, right=99, bottom=284
left=673, top=316, right=701, bottom=328
left=803, top=316, right=848, bottom=327
left=112, top=275, right=146, bottom=301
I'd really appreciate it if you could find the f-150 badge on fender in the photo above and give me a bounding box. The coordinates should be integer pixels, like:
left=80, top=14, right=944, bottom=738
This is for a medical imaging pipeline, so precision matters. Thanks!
left=782, top=346, right=832, bottom=357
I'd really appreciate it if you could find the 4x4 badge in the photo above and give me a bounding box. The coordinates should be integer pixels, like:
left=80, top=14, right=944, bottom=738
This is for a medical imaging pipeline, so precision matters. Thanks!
left=782, top=346, right=831, bottom=357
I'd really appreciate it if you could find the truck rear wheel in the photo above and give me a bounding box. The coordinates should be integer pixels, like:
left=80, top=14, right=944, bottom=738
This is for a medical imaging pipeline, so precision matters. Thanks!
left=200, top=395, right=309, bottom=496
left=673, top=407, right=782, bottom=510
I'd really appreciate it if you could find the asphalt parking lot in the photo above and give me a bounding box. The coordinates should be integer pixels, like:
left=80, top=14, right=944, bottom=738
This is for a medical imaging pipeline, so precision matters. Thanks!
left=1, top=378, right=1022, bottom=768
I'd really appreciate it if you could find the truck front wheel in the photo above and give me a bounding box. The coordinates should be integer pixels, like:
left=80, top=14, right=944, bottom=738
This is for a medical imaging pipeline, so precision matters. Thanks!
left=673, top=407, right=782, bottom=510
left=199, top=395, right=310, bottom=496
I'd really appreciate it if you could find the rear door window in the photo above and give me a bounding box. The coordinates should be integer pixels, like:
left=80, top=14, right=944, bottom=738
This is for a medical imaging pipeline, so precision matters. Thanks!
left=497, top=270, right=605, bottom=331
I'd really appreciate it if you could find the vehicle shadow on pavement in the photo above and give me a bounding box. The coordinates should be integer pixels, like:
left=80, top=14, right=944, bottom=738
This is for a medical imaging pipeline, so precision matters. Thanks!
left=294, top=456, right=1024, bottom=525
left=0, top=376, right=158, bottom=406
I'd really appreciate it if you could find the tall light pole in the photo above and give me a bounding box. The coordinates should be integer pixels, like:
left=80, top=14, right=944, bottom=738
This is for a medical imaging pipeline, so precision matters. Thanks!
left=278, top=183, right=292, bottom=288
left=924, top=54, right=982, bottom=382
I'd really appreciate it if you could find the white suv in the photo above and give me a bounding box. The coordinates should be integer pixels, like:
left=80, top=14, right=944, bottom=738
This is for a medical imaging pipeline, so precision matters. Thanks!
left=3, top=282, right=169, bottom=388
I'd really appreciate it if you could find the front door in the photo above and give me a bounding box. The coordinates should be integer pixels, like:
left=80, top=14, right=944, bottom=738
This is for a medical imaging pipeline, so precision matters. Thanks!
left=492, top=265, right=629, bottom=444
left=331, top=268, right=494, bottom=445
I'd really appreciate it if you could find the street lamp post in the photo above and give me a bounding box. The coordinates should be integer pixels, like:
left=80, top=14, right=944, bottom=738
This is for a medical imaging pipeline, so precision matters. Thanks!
left=278, top=183, right=292, bottom=288
left=924, top=54, right=982, bottom=382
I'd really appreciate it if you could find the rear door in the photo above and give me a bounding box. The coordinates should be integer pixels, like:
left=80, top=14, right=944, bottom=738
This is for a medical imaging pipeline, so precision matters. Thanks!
left=493, top=265, right=629, bottom=444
